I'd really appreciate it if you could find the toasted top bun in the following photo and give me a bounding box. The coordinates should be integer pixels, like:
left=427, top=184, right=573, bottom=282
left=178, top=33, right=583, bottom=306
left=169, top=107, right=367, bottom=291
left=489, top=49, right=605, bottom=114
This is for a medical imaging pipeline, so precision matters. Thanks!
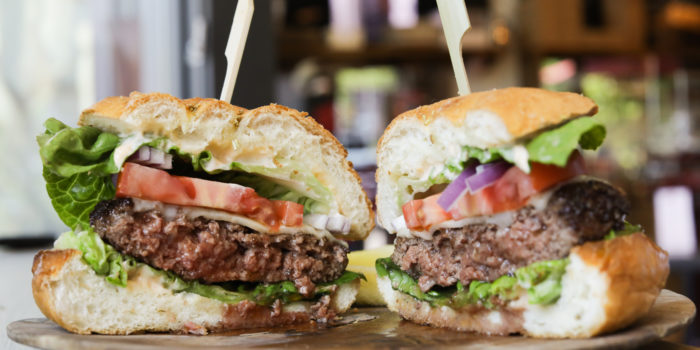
left=79, top=92, right=373, bottom=240
left=375, top=87, right=597, bottom=229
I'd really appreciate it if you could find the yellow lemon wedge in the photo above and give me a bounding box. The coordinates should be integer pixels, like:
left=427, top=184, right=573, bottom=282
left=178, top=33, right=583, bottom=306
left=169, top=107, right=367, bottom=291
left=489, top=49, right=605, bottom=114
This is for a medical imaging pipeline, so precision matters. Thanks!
left=347, top=245, right=394, bottom=306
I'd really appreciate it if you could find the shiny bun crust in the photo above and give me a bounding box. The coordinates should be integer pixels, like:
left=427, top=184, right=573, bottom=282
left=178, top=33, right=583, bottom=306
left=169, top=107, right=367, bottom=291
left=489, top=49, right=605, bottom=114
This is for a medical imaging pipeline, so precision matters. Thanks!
left=79, top=92, right=373, bottom=240
left=32, top=249, right=359, bottom=334
left=379, top=87, right=597, bottom=148
left=378, top=233, right=669, bottom=338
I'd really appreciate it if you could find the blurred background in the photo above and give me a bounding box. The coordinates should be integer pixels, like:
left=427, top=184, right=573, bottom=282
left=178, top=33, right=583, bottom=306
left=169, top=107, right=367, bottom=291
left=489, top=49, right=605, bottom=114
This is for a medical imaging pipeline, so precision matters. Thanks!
left=2, top=0, right=700, bottom=345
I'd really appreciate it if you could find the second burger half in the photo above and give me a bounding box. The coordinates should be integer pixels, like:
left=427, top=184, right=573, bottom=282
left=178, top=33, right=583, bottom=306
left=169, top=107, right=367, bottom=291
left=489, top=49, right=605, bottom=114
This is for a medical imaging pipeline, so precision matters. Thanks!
left=375, top=87, right=669, bottom=338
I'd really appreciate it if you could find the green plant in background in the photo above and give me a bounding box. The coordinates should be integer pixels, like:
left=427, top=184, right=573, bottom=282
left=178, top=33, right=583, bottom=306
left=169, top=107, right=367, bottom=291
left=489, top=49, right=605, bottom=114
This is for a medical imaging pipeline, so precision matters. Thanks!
left=581, top=73, right=646, bottom=174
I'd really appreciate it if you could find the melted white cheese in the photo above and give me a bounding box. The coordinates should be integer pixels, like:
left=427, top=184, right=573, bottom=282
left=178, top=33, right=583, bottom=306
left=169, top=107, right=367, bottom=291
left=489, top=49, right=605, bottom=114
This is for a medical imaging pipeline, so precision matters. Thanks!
left=131, top=198, right=347, bottom=247
left=396, top=176, right=592, bottom=240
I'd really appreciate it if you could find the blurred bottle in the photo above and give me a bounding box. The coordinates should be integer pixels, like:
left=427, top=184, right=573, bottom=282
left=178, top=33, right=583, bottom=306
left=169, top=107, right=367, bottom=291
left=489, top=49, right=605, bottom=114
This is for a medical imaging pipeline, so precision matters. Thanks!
left=327, top=0, right=366, bottom=51
left=388, top=0, right=418, bottom=29
left=307, top=74, right=335, bottom=132
left=334, top=67, right=398, bottom=148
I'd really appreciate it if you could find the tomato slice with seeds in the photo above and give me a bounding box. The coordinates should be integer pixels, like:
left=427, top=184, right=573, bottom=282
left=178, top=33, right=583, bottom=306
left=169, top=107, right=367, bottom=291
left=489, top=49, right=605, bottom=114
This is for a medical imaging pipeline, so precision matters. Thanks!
left=116, top=162, right=304, bottom=229
left=401, top=153, right=586, bottom=231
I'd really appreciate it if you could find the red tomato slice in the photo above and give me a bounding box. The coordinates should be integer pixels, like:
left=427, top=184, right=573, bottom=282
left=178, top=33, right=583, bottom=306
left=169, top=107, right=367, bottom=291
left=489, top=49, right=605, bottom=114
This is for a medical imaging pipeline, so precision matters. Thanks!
left=420, top=195, right=451, bottom=228
left=401, top=153, right=586, bottom=230
left=488, top=151, right=587, bottom=214
left=449, top=188, right=494, bottom=219
left=402, top=195, right=450, bottom=231
left=116, top=162, right=304, bottom=229
left=529, top=152, right=586, bottom=192
left=273, top=201, right=304, bottom=227
left=402, top=200, right=425, bottom=229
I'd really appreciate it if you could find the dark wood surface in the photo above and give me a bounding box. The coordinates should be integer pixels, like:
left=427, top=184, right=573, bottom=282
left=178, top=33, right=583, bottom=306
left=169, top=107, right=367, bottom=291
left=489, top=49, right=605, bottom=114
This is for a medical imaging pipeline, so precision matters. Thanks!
left=6, top=289, right=697, bottom=349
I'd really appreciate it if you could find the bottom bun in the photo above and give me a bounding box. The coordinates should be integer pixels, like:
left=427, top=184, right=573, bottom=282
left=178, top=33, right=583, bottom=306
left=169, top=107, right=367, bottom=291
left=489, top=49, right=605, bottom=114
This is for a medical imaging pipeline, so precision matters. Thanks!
left=378, top=233, right=669, bottom=338
left=32, top=249, right=358, bottom=335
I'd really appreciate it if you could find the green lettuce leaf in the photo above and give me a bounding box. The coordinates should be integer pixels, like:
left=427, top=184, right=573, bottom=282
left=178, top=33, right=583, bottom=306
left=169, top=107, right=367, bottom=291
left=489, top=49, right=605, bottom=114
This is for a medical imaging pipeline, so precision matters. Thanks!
left=54, top=229, right=128, bottom=286
left=162, top=144, right=334, bottom=213
left=55, top=229, right=364, bottom=305
left=462, top=146, right=515, bottom=165
left=515, top=258, right=569, bottom=304
left=525, top=117, right=606, bottom=167
left=162, top=144, right=213, bottom=172
left=37, top=118, right=120, bottom=178
left=463, top=117, right=605, bottom=171
left=38, top=119, right=120, bottom=229
left=213, top=171, right=329, bottom=214
left=229, top=162, right=333, bottom=214
left=165, top=278, right=249, bottom=305
left=604, top=222, right=643, bottom=240
left=376, top=256, right=569, bottom=309
left=43, top=168, right=115, bottom=230
left=156, top=146, right=333, bottom=213
left=456, top=118, right=605, bottom=171
left=145, top=144, right=333, bottom=213
left=164, top=269, right=364, bottom=306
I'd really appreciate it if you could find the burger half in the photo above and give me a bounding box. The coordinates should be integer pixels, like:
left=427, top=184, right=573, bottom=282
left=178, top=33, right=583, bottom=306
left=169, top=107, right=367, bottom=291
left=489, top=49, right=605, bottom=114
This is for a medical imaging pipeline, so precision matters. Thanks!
left=33, top=92, right=373, bottom=334
left=375, top=87, right=669, bottom=338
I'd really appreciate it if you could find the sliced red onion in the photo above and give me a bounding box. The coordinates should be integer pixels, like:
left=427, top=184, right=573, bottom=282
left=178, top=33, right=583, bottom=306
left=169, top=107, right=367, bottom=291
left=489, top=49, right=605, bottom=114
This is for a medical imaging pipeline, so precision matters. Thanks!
left=304, top=214, right=329, bottom=230
left=127, top=146, right=173, bottom=170
left=475, top=161, right=503, bottom=173
left=162, top=153, right=173, bottom=169
left=148, top=148, right=165, bottom=165
left=132, top=146, right=150, bottom=162
left=436, top=161, right=511, bottom=211
left=466, top=161, right=511, bottom=193
left=436, top=162, right=477, bottom=211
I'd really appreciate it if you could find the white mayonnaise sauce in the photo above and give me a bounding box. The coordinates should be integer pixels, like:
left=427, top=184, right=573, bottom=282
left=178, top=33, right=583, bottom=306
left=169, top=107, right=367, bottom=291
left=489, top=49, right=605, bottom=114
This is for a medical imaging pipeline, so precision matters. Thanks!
left=112, top=134, right=152, bottom=168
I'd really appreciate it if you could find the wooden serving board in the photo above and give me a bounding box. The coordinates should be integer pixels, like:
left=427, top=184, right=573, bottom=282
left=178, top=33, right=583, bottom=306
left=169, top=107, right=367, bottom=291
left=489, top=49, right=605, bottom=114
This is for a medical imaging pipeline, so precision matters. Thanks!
left=7, top=290, right=695, bottom=350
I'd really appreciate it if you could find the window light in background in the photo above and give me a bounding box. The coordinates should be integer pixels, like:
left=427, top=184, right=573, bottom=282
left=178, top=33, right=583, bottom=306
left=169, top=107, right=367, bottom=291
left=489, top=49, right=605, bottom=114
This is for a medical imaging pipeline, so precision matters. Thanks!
left=388, top=0, right=418, bottom=29
left=654, top=186, right=697, bottom=257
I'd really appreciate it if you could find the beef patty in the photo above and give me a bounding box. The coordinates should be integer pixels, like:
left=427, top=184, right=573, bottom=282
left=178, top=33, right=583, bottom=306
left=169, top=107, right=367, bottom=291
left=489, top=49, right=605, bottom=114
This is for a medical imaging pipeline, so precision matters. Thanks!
left=90, top=198, right=348, bottom=296
left=392, top=179, right=629, bottom=292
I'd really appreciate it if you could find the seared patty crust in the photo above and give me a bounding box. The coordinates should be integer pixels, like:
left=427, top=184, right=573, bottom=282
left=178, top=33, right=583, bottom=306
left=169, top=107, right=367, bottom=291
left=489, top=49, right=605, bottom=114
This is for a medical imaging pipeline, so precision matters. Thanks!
left=392, top=180, right=629, bottom=292
left=90, top=198, right=348, bottom=296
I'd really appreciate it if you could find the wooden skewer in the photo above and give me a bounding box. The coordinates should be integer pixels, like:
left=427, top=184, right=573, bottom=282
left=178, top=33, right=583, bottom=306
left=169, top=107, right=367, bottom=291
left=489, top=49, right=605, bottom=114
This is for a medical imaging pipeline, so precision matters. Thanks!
left=220, top=0, right=255, bottom=103
left=436, top=0, right=472, bottom=95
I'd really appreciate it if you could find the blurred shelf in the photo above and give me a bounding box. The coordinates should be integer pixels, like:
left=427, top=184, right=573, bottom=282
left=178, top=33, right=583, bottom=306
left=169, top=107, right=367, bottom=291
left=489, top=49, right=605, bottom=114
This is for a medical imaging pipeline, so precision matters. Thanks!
left=660, top=2, right=700, bottom=33
left=277, top=29, right=501, bottom=68
left=521, top=0, right=647, bottom=56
